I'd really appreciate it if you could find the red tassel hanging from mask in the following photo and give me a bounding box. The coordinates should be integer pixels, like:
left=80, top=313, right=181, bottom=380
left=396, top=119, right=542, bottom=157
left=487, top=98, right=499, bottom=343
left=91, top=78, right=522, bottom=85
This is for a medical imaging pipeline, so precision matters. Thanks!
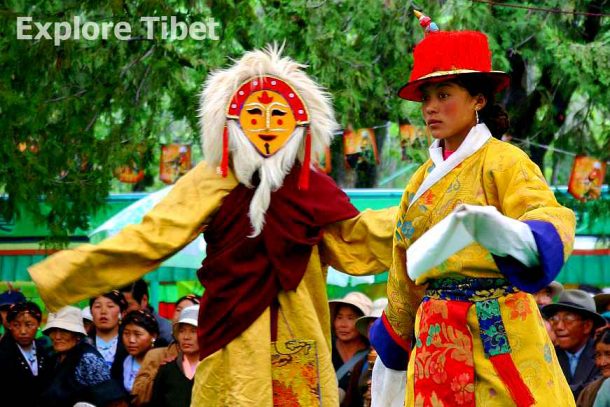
left=298, top=127, right=312, bottom=190
left=220, top=126, right=229, bottom=177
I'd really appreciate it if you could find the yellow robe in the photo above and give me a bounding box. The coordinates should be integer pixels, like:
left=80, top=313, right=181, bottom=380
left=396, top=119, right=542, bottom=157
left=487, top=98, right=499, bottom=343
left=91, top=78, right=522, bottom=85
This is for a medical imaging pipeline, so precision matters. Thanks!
left=29, top=161, right=396, bottom=406
left=386, top=137, right=576, bottom=406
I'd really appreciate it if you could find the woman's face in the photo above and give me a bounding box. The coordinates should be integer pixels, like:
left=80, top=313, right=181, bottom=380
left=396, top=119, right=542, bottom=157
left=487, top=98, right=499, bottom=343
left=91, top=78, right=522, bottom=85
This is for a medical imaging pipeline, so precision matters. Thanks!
left=176, top=324, right=199, bottom=356
left=49, top=328, right=80, bottom=353
left=9, top=313, right=39, bottom=347
left=421, top=81, right=483, bottom=150
left=172, top=299, right=197, bottom=324
left=595, top=341, right=610, bottom=378
left=91, top=296, right=121, bottom=332
left=333, top=305, right=362, bottom=343
left=122, top=323, right=156, bottom=358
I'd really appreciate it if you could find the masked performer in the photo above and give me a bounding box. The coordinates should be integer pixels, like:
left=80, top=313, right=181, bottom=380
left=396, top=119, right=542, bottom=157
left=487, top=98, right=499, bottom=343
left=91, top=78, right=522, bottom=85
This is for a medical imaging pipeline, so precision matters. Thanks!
left=369, top=14, right=576, bottom=407
left=29, top=45, right=395, bottom=406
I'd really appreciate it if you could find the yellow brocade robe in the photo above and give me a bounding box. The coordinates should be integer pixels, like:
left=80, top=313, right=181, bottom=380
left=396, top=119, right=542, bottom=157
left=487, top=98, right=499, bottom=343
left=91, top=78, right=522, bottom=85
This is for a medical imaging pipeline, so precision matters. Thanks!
left=28, top=161, right=396, bottom=406
left=386, top=136, right=576, bottom=406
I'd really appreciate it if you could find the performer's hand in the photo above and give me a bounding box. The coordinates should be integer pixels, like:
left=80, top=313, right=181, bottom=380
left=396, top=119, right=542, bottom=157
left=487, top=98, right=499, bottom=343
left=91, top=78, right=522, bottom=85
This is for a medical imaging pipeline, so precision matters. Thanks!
left=453, top=204, right=538, bottom=267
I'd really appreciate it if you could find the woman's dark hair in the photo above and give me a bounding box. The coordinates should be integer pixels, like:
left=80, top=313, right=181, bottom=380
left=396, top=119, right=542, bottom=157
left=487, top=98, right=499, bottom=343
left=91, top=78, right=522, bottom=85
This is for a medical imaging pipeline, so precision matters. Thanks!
left=175, top=294, right=200, bottom=306
left=7, top=301, right=42, bottom=323
left=122, top=309, right=159, bottom=335
left=119, top=279, right=148, bottom=304
left=595, top=326, right=610, bottom=345
left=89, top=290, right=128, bottom=312
left=453, top=74, right=510, bottom=138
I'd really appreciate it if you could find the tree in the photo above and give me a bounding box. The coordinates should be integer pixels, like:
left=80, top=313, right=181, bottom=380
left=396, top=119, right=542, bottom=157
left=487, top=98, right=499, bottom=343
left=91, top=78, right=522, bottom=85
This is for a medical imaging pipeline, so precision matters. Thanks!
left=0, top=0, right=608, bottom=241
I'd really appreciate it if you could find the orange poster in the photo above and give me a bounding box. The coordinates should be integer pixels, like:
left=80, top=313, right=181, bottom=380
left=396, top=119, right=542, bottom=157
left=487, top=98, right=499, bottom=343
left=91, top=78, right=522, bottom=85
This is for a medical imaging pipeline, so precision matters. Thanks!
left=568, top=155, right=606, bottom=201
left=160, top=144, right=192, bottom=184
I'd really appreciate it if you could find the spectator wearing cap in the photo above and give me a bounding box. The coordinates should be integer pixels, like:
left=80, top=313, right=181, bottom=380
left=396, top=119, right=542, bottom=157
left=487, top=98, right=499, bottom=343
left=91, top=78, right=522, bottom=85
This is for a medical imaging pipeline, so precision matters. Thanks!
left=149, top=305, right=200, bottom=407
left=577, top=327, right=610, bottom=407
left=120, top=279, right=173, bottom=345
left=341, top=297, right=387, bottom=407
left=39, top=306, right=128, bottom=407
left=0, top=301, right=52, bottom=407
left=89, top=290, right=130, bottom=389
left=131, top=294, right=199, bottom=406
left=0, top=289, right=26, bottom=339
left=121, top=309, right=160, bottom=394
left=329, top=292, right=372, bottom=403
left=542, top=289, right=606, bottom=399
left=171, top=294, right=200, bottom=324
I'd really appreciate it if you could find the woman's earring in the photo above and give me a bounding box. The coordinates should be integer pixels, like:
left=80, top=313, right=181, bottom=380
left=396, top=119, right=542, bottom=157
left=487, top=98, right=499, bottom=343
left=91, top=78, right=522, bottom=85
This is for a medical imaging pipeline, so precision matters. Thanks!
left=475, top=108, right=480, bottom=124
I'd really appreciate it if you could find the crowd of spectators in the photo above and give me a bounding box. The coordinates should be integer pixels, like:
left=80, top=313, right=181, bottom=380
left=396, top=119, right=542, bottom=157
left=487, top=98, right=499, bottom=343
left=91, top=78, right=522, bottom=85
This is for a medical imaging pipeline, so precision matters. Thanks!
left=1, top=279, right=609, bottom=406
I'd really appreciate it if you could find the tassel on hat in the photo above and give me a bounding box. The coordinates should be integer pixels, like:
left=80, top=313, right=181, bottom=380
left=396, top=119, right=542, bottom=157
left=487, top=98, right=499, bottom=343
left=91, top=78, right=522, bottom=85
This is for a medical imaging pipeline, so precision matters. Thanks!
left=414, top=10, right=439, bottom=34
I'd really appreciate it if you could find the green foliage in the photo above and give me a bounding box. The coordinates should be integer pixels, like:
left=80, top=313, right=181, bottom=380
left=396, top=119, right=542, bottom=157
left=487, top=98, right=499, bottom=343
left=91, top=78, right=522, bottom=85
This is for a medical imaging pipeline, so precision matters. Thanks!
left=0, top=0, right=608, bottom=241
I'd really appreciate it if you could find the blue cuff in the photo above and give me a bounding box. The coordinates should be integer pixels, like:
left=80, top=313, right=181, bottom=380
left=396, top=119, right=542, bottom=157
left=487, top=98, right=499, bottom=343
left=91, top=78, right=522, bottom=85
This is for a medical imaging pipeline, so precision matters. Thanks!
left=493, top=220, right=565, bottom=293
left=369, top=315, right=409, bottom=371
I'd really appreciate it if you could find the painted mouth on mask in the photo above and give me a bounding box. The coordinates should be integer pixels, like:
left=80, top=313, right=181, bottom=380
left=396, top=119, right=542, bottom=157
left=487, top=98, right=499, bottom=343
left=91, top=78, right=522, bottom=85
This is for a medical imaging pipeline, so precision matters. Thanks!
left=259, top=134, right=277, bottom=141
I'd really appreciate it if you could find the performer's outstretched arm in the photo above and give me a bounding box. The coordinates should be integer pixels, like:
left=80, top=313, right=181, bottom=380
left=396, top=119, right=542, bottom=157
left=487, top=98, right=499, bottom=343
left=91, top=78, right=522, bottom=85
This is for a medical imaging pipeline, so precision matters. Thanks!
left=319, top=206, right=397, bottom=276
left=28, top=162, right=237, bottom=310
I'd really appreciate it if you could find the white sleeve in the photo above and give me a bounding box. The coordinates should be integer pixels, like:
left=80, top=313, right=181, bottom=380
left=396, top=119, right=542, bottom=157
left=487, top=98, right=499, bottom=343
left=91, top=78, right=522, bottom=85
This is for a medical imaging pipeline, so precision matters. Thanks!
left=371, top=355, right=406, bottom=407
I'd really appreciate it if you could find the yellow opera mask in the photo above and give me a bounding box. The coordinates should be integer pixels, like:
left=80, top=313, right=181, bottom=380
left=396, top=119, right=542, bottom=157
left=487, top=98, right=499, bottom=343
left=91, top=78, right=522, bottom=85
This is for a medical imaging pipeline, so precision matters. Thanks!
left=227, top=76, right=309, bottom=157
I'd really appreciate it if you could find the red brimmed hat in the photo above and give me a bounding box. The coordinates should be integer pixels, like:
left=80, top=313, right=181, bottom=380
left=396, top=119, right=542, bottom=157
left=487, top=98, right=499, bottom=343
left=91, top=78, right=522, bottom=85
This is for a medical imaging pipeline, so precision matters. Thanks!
left=398, top=23, right=510, bottom=101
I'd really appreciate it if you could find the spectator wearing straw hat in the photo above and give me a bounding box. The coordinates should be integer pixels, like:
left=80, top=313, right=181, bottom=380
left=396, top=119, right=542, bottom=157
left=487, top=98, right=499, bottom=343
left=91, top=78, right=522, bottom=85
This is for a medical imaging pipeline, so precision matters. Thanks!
left=329, top=292, right=373, bottom=403
left=542, top=289, right=606, bottom=399
left=39, top=306, right=128, bottom=407
left=149, top=305, right=200, bottom=407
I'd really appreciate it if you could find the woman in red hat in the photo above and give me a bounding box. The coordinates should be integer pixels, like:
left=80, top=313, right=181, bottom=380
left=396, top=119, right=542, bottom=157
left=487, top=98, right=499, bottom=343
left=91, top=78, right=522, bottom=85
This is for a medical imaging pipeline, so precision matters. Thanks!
left=370, top=16, right=577, bottom=407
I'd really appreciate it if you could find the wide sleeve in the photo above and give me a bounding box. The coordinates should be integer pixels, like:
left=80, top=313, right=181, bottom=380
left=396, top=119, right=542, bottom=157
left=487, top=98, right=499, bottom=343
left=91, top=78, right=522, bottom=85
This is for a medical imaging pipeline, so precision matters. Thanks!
left=319, top=206, right=397, bottom=276
left=370, top=166, right=429, bottom=371
left=28, top=161, right=238, bottom=310
left=486, top=145, right=576, bottom=292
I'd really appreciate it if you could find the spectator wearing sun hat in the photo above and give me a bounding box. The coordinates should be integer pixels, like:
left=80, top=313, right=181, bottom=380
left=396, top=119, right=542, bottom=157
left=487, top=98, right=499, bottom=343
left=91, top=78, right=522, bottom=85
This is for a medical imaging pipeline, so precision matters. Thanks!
left=329, top=292, right=373, bottom=404
left=542, top=289, right=606, bottom=399
left=39, top=306, right=128, bottom=407
left=148, top=305, right=200, bottom=407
